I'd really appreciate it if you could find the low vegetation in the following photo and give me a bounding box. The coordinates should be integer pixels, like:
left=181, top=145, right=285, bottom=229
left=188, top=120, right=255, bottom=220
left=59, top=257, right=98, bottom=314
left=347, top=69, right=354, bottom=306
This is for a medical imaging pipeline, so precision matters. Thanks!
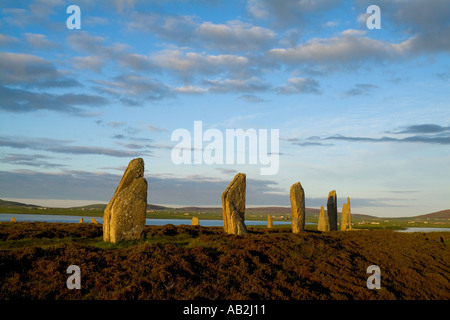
left=0, top=222, right=449, bottom=300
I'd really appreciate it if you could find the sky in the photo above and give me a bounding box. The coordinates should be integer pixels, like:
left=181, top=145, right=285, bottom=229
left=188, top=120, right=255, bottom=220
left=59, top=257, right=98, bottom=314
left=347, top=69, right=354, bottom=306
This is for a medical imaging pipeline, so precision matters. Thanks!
left=0, top=0, right=449, bottom=217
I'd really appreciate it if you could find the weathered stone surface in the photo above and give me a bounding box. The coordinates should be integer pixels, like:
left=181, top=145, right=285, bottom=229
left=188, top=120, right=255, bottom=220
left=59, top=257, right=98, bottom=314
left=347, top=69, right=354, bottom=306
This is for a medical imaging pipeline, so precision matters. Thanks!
left=340, top=197, right=352, bottom=231
left=267, top=215, right=273, bottom=229
left=318, top=205, right=327, bottom=231
left=290, top=182, right=305, bottom=234
left=341, top=203, right=348, bottom=231
left=327, top=190, right=338, bottom=231
left=222, top=173, right=247, bottom=235
left=347, top=197, right=352, bottom=231
left=192, top=216, right=199, bottom=226
left=103, top=158, right=148, bottom=243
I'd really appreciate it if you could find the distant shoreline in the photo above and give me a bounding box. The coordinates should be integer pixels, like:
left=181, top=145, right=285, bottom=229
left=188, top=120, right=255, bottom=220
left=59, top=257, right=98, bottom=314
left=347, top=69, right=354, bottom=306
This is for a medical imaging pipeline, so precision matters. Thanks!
left=1, top=199, right=449, bottom=229
left=1, top=213, right=450, bottom=230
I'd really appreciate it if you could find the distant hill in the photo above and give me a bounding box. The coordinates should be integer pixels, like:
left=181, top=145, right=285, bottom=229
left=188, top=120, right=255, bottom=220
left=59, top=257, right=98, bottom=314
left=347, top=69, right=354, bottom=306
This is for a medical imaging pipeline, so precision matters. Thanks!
left=147, top=204, right=171, bottom=210
left=1, top=199, right=448, bottom=220
left=415, top=209, right=450, bottom=220
left=175, top=207, right=377, bottom=220
left=0, top=199, right=41, bottom=208
left=70, top=204, right=106, bottom=210
left=70, top=203, right=171, bottom=211
left=0, top=199, right=373, bottom=219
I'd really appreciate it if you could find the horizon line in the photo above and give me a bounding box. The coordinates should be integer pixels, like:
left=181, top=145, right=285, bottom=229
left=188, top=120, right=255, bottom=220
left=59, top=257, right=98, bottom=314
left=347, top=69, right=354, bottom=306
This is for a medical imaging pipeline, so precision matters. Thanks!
left=1, top=197, right=446, bottom=219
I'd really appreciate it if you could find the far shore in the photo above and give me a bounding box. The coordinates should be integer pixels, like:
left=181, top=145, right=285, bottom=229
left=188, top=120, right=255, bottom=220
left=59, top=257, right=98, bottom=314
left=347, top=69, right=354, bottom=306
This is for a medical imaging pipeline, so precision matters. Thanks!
left=2, top=209, right=450, bottom=230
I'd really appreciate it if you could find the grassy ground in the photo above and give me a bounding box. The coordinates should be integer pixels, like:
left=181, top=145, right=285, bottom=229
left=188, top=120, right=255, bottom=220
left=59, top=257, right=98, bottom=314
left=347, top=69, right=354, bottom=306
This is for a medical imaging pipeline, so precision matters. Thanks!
left=0, top=221, right=449, bottom=300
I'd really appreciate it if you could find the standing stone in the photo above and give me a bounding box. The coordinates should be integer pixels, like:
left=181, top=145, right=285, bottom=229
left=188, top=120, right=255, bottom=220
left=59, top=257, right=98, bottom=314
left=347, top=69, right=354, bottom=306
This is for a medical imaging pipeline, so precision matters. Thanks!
left=91, top=217, right=98, bottom=224
left=318, top=206, right=327, bottom=231
left=340, top=197, right=352, bottom=231
left=327, top=190, right=338, bottom=231
left=192, top=216, right=199, bottom=226
left=347, top=197, right=352, bottom=230
left=103, top=158, right=148, bottom=243
left=79, top=218, right=83, bottom=223
left=341, top=203, right=348, bottom=231
left=290, top=182, right=305, bottom=234
left=10, top=217, right=16, bottom=222
left=267, top=215, right=273, bottom=229
left=222, top=173, right=247, bottom=235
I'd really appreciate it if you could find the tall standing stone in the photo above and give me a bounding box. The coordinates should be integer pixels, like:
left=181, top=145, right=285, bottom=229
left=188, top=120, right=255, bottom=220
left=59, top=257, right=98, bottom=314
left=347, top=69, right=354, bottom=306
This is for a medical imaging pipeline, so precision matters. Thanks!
left=347, top=197, right=352, bottom=230
left=267, top=215, right=273, bottom=229
left=290, top=182, right=305, bottom=234
left=327, top=190, right=338, bottom=231
left=341, top=203, right=348, bottom=231
left=222, top=173, right=247, bottom=235
left=192, top=216, right=199, bottom=226
left=318, top=205, right=327, bottom=231
left=340, top=197, right=352, bottom=231
left=103, top=158, right=148, bottom=243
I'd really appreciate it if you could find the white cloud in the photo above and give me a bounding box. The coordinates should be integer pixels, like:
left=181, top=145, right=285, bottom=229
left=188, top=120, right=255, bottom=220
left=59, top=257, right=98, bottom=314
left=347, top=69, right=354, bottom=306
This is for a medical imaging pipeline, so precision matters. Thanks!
left=119, top=53, right=155, bottom=71
left=127, top=12, right=198, bottom=42
left=0, top=52, right=79, bottom=88
left=324, top=21, right=339, bottom=28
left=0, top=86, right=108, bottom=114
left=2, top=0, right=64, bottom=27
left=150, top=49, right=248, bottom=79
left=268, top=31, right=408, bottom=65
left=146, top=124, right=167, bottom=133
left=175, top=85, right=208, bottom=95
left=355, top=0, right=450, bottom=54
left=343, top=83, right=378, bottom=97
left=67, top=31, right=129, bottom=58
left=0, top=169, right=289, bottom=206
left=203, top=77, right=270, bottom=93
left=84, top=16, right=109, bottom=27
left=95, top=74, right=173, bottom=102
left=0, top=33, right=20, bottom=46
left=277, top=77, right=321, bottom=94
left=196, top=20, right=276, bottom=51
left=247, top=0, right=343, bottom=27
left=72, top=56, right=104, bottom=72
left=23, top=33, right=57, bottom=49
left=128, top=12, right=276, bottom=52
left=341, top=29, right=366, bottom=37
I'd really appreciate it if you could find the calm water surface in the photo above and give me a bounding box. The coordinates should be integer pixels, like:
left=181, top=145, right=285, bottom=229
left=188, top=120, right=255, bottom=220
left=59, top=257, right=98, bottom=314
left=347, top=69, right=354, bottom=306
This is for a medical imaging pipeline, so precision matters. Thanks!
left=0, top=213, right=295, bottom=227
left=1, top=214, right=448, bottom=232
left=396, top=227, right=450, bottom=233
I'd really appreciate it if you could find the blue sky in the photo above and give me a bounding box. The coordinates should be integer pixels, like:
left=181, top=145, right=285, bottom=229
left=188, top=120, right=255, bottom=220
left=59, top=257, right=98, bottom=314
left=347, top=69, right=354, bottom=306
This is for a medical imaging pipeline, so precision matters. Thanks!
left=0, top=0, right=449, bottom=217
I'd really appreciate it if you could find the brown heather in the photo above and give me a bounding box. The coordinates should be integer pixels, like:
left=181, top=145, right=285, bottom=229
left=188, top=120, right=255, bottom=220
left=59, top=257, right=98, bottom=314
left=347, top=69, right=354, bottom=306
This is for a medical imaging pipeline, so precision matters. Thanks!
left=1, top=221, right=449, bottom=300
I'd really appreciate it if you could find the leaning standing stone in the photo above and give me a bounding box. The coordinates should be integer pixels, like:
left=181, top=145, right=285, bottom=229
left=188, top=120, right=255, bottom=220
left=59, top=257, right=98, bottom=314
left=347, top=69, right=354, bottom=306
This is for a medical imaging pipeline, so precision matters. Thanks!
left=327, top=190, right=338, bottom=231
left=222, top=173, right=247, bottom=235
left=318, top=205, right=327, bottom=231
left=290, top=182, right=305, bottom=233
left=103, top=158, right=148, bottom=243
